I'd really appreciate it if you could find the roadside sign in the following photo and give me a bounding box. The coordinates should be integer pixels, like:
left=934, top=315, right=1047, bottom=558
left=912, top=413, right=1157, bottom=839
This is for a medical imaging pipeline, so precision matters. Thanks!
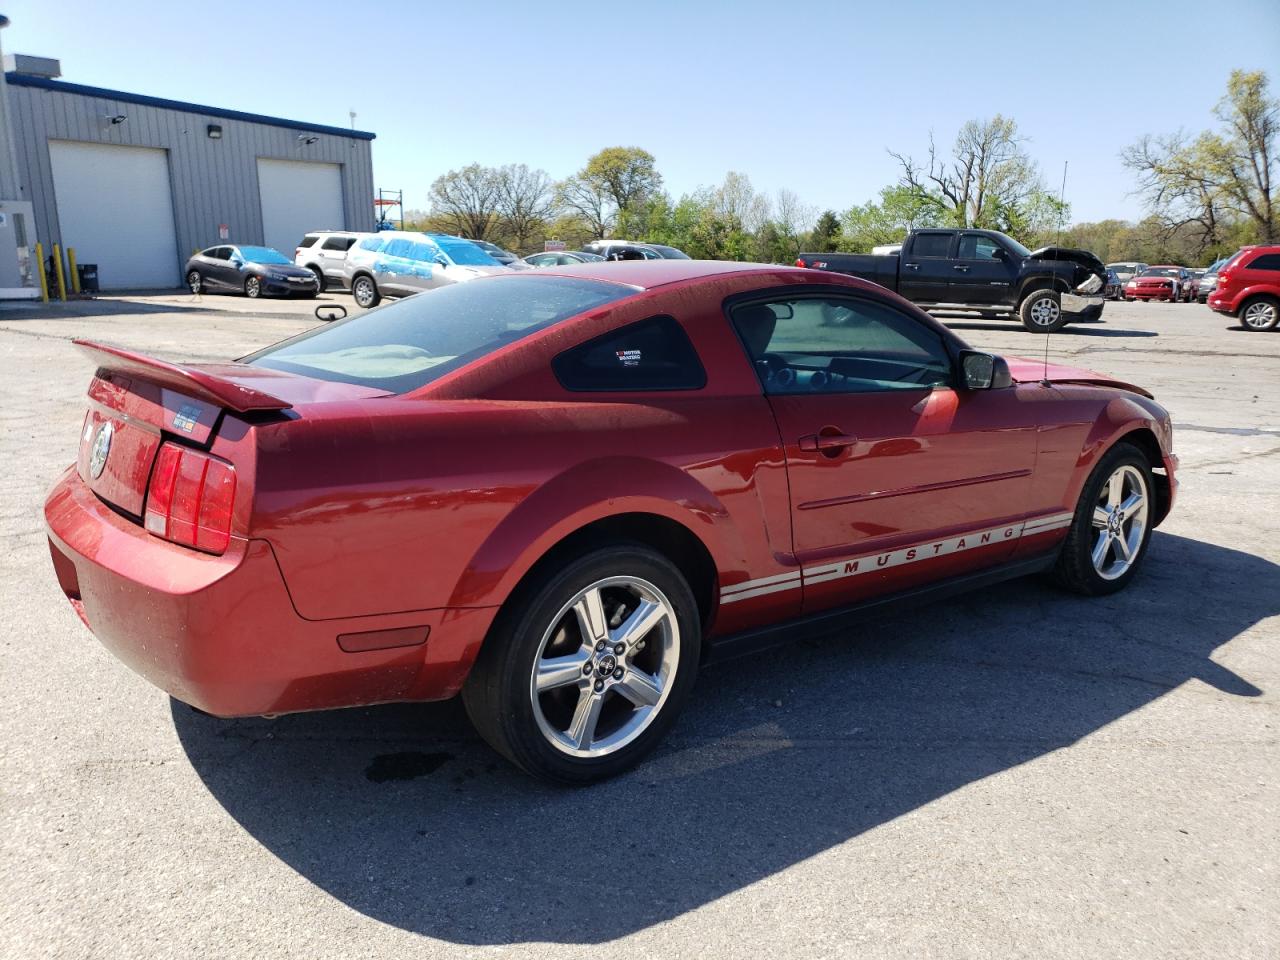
left=544, top=240, right=566, bottom=252
left=218, top=224, right=229, bottom=240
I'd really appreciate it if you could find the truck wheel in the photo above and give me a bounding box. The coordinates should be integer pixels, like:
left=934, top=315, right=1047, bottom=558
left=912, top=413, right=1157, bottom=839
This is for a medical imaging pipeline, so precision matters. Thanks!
left=462, top=543, right=701, bottom=784
left=1019, top=290, right=1067, bottom=333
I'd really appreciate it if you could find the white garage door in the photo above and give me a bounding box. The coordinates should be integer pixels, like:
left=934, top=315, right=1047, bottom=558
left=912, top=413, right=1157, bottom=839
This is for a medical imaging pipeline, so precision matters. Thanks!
left=257, top=159, right=344, bottom=256
left=49, top=141, right=180, bottom=289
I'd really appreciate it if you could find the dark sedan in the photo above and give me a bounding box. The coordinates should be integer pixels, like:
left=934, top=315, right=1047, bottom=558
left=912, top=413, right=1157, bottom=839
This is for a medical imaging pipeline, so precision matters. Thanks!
left=186, top=245, right=320, bottom=299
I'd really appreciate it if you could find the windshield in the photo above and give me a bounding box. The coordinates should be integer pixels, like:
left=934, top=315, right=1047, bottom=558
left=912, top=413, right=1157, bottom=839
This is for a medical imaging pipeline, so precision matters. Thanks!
left=238, top=246, right=291, bottom=265
left=245, top=275, right=630, bottom=393
left=431, top=235, right=501, bottom=266
left=1139, top=268, right=1180, bottom=278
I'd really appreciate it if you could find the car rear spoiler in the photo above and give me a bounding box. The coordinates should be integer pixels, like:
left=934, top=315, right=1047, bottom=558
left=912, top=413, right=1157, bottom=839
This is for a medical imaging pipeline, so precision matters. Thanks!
left=74, top=339, right=293, bottom=412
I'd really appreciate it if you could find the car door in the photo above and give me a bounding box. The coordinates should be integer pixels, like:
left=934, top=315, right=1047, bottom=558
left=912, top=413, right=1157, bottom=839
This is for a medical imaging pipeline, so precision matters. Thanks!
left=898, top=231, right=955, bottom=304
left=376, top=238, right=413, bottom=295
left=205, top=247, right=237, bottom=289
left=950, top=232, right=1018, bottom=306
left=728, top=291, right=1039, bottom=615
left=319, top=236, right=355, bottom=281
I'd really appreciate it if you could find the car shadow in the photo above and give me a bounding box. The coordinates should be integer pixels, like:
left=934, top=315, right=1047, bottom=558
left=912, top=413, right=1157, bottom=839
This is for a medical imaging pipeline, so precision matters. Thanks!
left=172, top=532, right=1270, bottom=946
left=939, top=320, right=1159, bottom=337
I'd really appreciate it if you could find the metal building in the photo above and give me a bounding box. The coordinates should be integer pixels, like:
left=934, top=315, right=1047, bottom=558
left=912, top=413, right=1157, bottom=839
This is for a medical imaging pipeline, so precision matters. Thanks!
left=3, top=54, right=375, bottom=291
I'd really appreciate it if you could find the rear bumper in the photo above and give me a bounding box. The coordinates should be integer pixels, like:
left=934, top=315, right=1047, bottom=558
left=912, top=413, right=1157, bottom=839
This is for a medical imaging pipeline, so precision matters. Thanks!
left=44, top=466, right=496, bottom=717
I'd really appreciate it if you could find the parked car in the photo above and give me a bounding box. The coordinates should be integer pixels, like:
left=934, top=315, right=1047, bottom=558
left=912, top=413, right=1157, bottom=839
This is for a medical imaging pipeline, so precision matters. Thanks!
left=468, top=238, right=525, bottom=268
left=1208, top=245, right=1280, bottom=330
left=294, top=231, right=372, bottom=291
left=1107, top=262, right=1149, bottom=290
left=46, top=260, right=1177, bottom=783
left=1125, top=266, right=1192, bottom=303
left=797, top=229, right=1109, bottom=332
left=1104, top=268, right=1124, bottom=300
left=522, top=250, right=606, bottom=267
left=1184, top=268, right=1206, bottom=301
left=583, top=240, right=691, bottom=260
left=1197, top=257, right=1228, bottom=303
left=185, top=245, right=319, bottom=299
left=342, top=231, right=508, bottom=308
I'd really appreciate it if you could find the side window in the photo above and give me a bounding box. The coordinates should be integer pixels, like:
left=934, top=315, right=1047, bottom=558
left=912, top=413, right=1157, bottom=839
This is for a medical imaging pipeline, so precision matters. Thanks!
left=526, top=254, right=552, bottom=266
left=384, top=239, right=412, bottom=258
left=203, top=247, right=225, bottom=260
left=299, top=234, right=320, bottom=250
left=553, top=316, right=706, bottom=392
left=910, top=233, right=953, bottom=259
left=357, top=235, right=385, bottom=252
left=957, top=234, right=1004, bottom=261
left=408, top=241, right=436, bottom=262
left=730, top=296, right=953, bottom=394
left=322, top=236, right=355, bottom=251
left=1248, top=253, right=1280, bottom=271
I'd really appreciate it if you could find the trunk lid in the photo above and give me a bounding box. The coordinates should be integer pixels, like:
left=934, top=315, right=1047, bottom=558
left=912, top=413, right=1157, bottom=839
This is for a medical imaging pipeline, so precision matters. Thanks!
left=74, top=340, right=388, bottom=518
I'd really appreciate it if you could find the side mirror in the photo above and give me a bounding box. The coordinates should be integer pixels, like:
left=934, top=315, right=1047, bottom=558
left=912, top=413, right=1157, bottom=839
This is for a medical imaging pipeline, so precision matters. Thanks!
left=990, top=248, right=1008, bottom=261
left=315, top=304, right=347, bottom=323
left=434, top=255, right=449, bottom=268
left=230, top=257, right=244, bottom=268
left=961, top=351, right=1012, bottom=390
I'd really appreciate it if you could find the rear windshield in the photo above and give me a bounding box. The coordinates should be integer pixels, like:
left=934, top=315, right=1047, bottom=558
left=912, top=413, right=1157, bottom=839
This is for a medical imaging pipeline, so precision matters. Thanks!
left=245, top=276, right=631, bottom=393
left=648, top=244, right=691, bottom=260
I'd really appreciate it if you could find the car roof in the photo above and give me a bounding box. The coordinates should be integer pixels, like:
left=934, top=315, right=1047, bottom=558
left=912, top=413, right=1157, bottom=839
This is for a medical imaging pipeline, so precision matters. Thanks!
left=523, top=259, right=809, bottom=290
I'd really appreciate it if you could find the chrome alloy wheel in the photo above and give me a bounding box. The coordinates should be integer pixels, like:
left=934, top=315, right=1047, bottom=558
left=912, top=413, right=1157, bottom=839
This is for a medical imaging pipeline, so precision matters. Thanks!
left=1090, top=464, right=1150, bottom=580
left=1028, top=295, right=1061, bottom=327
left=529, top=576, right=679, bottom=758
left=1242, top=300, right=1277, bottom=330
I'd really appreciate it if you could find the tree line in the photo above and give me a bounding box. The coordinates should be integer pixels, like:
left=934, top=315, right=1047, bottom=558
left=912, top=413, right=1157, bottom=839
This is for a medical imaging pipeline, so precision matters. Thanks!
left=406, top=70, right=1275, bottom=267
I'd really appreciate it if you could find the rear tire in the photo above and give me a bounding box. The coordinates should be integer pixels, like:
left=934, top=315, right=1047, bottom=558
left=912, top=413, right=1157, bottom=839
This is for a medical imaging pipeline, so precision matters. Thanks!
left=1019, top=289, right=1068, bottom=333
left=186, top=270, right=203, bottom=294
left=1052, top=441, right=1154, bottom=596
left=1240, top=295, right=1279, bottom=331
left=463, top=544, right=701, bottom=784
left=352, top=274, right=380, bottom=308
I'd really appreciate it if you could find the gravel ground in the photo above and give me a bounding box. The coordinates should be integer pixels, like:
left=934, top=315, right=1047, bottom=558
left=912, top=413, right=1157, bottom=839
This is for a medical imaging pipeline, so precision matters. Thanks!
left=1, top=291, right=1276, bottom=960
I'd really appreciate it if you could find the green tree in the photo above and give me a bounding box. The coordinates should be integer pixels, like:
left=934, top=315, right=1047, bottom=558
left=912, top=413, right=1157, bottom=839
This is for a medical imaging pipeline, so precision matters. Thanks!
left=840, top=185, right=941, bottom=252
left=1124, top=70, right=1277, bottom=246
left=807, top=210, right=843, bottom=251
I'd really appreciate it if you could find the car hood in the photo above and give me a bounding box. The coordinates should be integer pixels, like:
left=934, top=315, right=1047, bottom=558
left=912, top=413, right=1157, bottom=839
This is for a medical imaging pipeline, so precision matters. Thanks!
left=1028, top=246, right=1107, bottom=276
left=1004, top=357, right=1154, bottom=399
left=250, top=261, right=314, bottom=277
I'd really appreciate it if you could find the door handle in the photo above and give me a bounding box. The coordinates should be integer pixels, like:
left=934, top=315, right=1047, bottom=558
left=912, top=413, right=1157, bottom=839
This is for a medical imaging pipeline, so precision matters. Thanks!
left=953, top=264, right=969, bottom=272
left=799, top=432, right=858, bottom=453
left=904, top=262, right=920, bottom=270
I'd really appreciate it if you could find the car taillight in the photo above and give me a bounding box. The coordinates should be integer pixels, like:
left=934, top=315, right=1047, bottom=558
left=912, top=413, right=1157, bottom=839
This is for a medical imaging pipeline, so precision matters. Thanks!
left=795, top=258, right=807, bottom=268
left=144, top=442, right=236, bottom=554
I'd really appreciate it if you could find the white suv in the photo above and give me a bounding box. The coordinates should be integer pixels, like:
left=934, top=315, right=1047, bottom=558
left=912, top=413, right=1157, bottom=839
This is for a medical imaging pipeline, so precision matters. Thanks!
left=295, top=231, right=373, bottom=291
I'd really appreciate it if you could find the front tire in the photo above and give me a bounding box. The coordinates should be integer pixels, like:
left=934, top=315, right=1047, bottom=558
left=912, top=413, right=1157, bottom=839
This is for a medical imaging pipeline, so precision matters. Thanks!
left=244, top=276, right=261, bottom=299
left=1052, top=442, right=1154, bottom=596
left=463, top=544, right=701, bottom=784
left=352, top=274, right=380, bottom=308
left=308, top=266, right=326, bottom=293
left=1240, top=296, right=1279, bottom=331
left=1019, top=289, right=1068, bottom=333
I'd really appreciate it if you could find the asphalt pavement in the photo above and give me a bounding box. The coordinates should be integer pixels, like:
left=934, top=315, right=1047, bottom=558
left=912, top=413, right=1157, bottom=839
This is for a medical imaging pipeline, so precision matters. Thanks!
left=1, top=291, right=1276, bottom=959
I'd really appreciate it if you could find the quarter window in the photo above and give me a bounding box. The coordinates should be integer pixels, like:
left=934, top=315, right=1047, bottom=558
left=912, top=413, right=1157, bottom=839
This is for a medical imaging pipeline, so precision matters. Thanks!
left=1248, top=253, right=1280, bottom=271
left=730, top=296, right=953, bottom=394
left=298, top=234, right=320, bottom=250
left=553, top=316, right=707, bottom=392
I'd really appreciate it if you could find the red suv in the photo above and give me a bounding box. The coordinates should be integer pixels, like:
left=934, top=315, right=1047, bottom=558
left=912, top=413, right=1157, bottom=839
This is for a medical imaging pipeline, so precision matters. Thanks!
left=1209, top=245, right=1280, bottom=331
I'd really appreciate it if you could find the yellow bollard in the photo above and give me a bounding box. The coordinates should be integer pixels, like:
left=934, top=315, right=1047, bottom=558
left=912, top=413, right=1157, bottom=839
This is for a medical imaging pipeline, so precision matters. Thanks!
left=67, top=247, right=81, bottom=295
left=52, top=243, right=67, bottom=300
left=35, top=241, right=49, bottom=302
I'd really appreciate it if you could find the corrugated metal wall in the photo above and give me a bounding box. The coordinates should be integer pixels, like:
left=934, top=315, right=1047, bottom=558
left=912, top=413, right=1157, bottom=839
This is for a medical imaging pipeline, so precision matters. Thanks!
left=8, top=79, right=375, bottom=283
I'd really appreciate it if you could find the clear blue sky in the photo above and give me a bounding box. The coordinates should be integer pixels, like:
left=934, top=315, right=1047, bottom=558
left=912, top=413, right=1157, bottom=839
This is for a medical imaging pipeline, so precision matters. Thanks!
left=6, top=0, right=1279, bottom=225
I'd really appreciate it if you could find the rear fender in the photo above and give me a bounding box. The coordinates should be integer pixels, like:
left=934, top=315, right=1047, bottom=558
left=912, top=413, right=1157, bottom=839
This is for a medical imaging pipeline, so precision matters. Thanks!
left=447, top=456, right=738, bottom=610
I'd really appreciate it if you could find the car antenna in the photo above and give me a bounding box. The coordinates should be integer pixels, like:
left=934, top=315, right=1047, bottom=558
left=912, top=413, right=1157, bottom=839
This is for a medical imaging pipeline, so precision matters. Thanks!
left=1042, top=160, right=1069, bottom=387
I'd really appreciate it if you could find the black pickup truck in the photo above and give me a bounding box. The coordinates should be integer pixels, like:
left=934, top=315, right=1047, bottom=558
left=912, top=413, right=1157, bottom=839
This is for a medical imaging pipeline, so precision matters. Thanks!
left=796, top=229, right=1108, bottom=332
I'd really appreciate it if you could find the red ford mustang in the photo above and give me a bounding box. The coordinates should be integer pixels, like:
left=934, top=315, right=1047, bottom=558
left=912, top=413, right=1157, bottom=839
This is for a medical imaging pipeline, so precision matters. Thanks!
left=45, top=261, right=1178, bottom=783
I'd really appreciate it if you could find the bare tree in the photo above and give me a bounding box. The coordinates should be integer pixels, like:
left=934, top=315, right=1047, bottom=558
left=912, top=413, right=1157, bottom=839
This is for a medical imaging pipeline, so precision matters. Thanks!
left=716, top=172, right=772, bottom=233
left=428, top=164, right=500, bottom=239
left=891, top=116, right=1046, bottom=228
left=556, top=174, right=613, bottom=239
left=774, top=188, right=816, bottom=237
left=494, top=164, right=555, bottom=252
